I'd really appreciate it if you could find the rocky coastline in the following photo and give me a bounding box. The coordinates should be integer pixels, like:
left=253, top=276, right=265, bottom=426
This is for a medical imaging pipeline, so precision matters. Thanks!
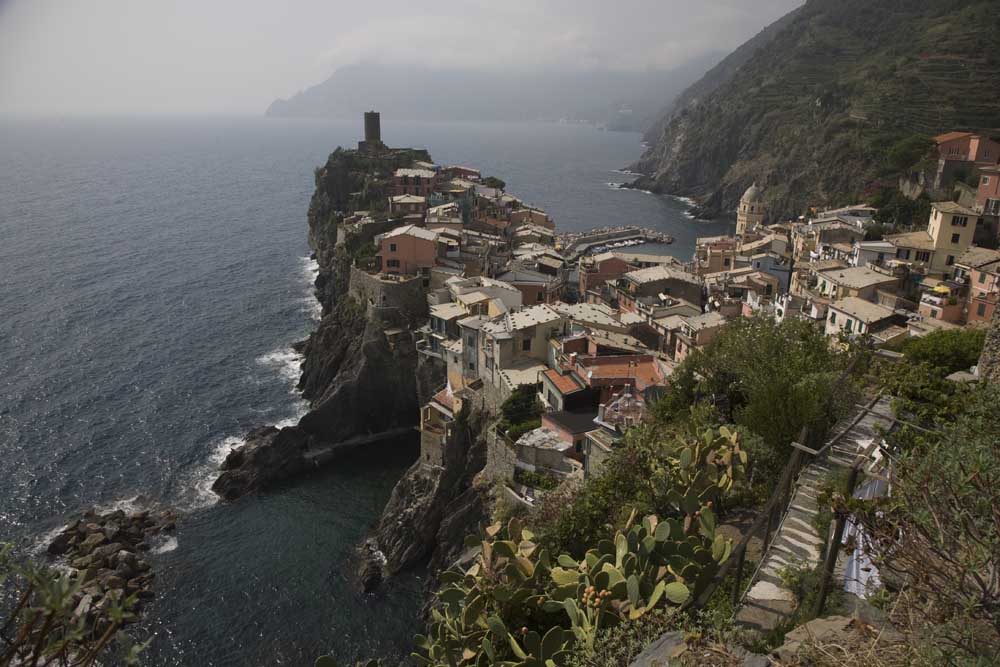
left=45, top=505, right=178, bottom=625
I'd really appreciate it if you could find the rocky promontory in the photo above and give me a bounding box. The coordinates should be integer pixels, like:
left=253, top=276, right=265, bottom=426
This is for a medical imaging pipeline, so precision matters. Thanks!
left=211, top=144, right=441, bottom=501
left=45, top=506, right=177, bottom=623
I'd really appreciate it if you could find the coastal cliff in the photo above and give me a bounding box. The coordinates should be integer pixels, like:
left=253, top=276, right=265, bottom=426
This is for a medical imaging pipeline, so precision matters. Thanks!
left=632, top=0, right=1000, bottom=219
left=213, top=145, right=439, bottom=501
left=365, top=398, right=492, bottom=592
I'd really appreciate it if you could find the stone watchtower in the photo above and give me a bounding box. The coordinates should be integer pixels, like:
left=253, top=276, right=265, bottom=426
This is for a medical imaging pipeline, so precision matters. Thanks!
left=736, top=183, right=766, bottom=237
left=358, top=110, right=384, bottom=152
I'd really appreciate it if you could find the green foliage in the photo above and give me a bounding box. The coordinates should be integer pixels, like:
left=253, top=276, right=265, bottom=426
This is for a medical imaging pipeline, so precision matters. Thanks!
left=563, top=608, right=681, bottom=667
left=500, top=386, right=543, bottom=442
left=515, top=469, right=560, bottom=492
left=870, top=186, right=932, bottom=229
left=876, top=358, right=970, bottom=428
left=900, top=327, right=986, bottom=374
left=856, top=383, right=1000, bottom=661
left=482, top=176, right=507, bottom=190
left=0, top=544, right=147, bottom=666
left=507, top=419, right=542, bottom=444
left=533, top=422, right=745, bottom=558
left=658, top=317, right=854, bottom=488
left=414, top=426, right=748, bottom=666
left=885, top=134, right=934, bottom=173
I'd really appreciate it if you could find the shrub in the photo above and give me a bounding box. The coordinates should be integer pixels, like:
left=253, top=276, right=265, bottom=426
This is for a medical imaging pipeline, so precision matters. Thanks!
left=855, top=383, right=1000, bottom=662
left=900, top=327, right=986, bottom=374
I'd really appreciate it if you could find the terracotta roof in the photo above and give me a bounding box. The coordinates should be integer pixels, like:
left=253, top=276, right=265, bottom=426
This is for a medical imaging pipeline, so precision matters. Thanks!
left=577, top=355, right=665, bottom=390
left=432, top=388, right=455, bottom=412
left=543, top=369, right=584, bottom=396
left=885, top=230, right=935, bottom=252
left=935, top=131, right=973, bottom=144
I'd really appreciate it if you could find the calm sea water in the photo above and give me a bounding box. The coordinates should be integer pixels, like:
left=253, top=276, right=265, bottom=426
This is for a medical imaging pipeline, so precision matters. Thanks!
left=0, top=116, right=730, bottom=664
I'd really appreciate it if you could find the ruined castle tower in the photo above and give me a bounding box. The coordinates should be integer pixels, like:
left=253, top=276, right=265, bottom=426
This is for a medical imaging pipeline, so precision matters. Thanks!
left=736, top=183, right=765, bottom=237
left=358, top=111, right=384, bottom=152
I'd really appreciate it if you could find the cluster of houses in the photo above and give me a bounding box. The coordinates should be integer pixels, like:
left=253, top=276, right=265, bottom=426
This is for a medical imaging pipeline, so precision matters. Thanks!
left=345, top=117, right=1000, bottom=506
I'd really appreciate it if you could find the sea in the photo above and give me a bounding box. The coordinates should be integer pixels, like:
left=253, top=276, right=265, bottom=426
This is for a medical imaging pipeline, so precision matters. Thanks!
left=0, top=115, right=731, bottom=665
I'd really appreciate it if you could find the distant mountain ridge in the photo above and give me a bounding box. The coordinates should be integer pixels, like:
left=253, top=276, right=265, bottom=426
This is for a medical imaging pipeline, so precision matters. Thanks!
left=266, top=56, right=722, bottom=131
left=633, top=0, right=1000, bottom=219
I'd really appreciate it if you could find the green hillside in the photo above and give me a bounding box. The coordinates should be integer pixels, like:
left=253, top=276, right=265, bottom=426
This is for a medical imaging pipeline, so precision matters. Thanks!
left=632, top=0, right=1000, bottom=219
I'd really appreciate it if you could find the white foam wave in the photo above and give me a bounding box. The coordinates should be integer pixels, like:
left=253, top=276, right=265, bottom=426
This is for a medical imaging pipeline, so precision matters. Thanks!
left=299, top=256, right=322, bottom=321
left=256, top=348, right=304, bottom=385
left=151, top=535, right=178, bottom=554
left=181, top=435, right=244, bottom=511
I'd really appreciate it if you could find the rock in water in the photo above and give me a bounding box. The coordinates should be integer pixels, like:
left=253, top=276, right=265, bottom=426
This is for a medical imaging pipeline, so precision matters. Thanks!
left=211, top=425, right=312, bottom=500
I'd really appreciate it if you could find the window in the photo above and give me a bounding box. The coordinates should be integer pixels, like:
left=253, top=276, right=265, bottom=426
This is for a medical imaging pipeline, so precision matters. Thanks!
left=575, top=440, right=583, bottom=454
left=946, top=255, right=955, bottom=266
left=916, top=251, right=931, bottom=262
left=468, top=362, right=475, bottom=370
left=897, top=249, right=911, bottom=260
left=980, top=272, right=987, bottom=284
left=522, top=338, right=531, bottom=351
left=845, top=319, right=853, bottom=333
left=389, top=243, right=397, bottom=252
left=951, top=233, right=961, bottom=244
left=952, top=216, right=968, bottom=227
left=978, top=303, right=988, bottom=317
left=984, top=176, right=992, bottom=186
left=467, top=335, right=475, bottom=346
left=829, top=312, right=836, bottom=324
left=386, top=259, right=400, bottom=268
left=536, top=292, right=544, bottom=302
left=547, top=390, right=556, bottom=405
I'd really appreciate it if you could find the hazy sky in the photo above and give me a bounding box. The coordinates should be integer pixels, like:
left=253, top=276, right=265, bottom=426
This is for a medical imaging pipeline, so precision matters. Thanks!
left=0, top=0, right=802, bottom=115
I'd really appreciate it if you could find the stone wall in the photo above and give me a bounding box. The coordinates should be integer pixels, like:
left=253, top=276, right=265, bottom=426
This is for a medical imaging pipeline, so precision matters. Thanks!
left=483, top=426, right=516, bottom=483
left=337, top=219, right=398, bottom=247
left=348, top=265, right=428, bottom=327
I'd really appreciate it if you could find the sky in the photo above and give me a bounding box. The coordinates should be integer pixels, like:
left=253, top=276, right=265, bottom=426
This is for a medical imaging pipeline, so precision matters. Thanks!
left=0, top=0, right=803, bottom=115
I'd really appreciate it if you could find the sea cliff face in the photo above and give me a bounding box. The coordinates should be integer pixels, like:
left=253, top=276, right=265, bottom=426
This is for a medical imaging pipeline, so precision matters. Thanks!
left=213, top=146, right=437, bottom=501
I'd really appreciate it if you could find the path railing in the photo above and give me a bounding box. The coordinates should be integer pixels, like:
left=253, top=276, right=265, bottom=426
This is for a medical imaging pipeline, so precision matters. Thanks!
left=685, top=356, right=863, bottom=614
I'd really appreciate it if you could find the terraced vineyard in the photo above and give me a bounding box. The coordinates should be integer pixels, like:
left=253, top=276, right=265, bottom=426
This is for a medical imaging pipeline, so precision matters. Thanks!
left=634, top=0, right=1000, bottom=219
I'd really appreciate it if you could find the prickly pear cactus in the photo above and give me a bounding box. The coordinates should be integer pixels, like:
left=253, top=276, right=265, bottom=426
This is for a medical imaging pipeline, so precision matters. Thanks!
left=413, top=426, right=746, bottom=665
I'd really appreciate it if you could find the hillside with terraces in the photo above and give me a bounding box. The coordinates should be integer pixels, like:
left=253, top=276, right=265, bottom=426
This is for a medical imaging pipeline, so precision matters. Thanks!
left=631, top=0, right=1000, bottom=219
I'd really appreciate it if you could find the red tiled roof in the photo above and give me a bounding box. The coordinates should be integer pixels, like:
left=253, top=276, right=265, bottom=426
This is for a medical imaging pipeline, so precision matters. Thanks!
left=433, top=389, right=455, bottom=412
left=935, top=131, right=973, bottom=144
left=577, top=355, right=665, bottom=390
left=543, top=369, right=583, bottom=395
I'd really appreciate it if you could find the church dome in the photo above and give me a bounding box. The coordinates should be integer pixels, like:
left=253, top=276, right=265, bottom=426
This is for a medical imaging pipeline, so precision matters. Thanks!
left=741, top=183, right=763, bottom=204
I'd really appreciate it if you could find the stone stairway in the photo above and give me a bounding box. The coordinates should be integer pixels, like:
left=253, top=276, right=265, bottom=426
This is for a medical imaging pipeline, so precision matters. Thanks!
left=734, top=398, right=894, bottom=631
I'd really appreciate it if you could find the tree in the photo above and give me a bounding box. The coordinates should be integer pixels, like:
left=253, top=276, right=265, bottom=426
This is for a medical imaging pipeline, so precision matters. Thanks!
left=482, top=176, right=506, bottom=190
left=657, top=317, right=855, bottom=485
left=886, top=134, right=934, bottom=174
left=901, top=327, right=986, bottom=375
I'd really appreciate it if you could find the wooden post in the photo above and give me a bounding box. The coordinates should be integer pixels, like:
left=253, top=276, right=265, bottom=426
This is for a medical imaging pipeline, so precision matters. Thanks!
left=813, top=464, right=861, bottom=618
left=731, top=544, right=747, bottom=608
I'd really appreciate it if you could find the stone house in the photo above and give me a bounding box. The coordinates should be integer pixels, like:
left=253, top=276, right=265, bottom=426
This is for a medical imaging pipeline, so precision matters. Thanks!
left=392, top=168, right=437, bottom=197
left=478, top=305, right=568, bottom=396
left=673, top=311, right=727, bottom=362
left=376, top=224, right=443, bottom=277
left=824, top=297, right=903, bottom=343
left=885, top=202, right=979, bottom=276
left=577, top=252, right=637, bottom=295
left=934, top=132, right=1000, bottom=190
left=388, top=194, right=428, bottom=218
left=954, top=247, right=1000, bottom=324
left=814, top=266, right=900, bottom=302
left=975, top=166, right=1000, bottom=216
left=611, top=265, right=703, bottom=313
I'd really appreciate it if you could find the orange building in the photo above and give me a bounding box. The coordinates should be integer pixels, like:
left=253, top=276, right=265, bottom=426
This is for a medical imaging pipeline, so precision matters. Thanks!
left=376, top=225, right=442, bottom=276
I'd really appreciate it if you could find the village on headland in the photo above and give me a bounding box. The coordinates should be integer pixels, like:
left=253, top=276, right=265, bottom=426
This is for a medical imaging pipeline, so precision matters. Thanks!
left=337, top=113, right=999, bottom=507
